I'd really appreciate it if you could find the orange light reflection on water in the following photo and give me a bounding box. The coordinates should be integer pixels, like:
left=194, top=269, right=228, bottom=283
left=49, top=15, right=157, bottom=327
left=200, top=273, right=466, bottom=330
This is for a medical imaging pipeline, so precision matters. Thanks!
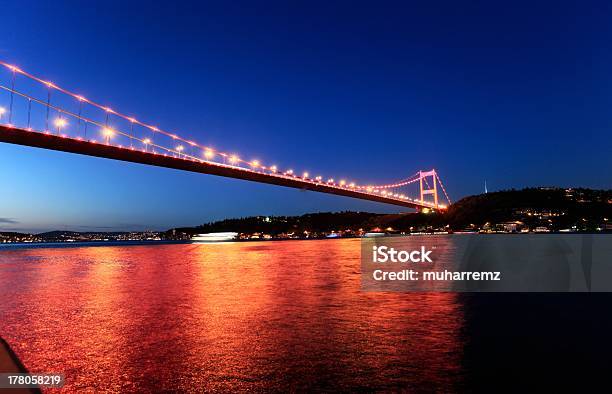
left=0, top=239, right=465, bottom=392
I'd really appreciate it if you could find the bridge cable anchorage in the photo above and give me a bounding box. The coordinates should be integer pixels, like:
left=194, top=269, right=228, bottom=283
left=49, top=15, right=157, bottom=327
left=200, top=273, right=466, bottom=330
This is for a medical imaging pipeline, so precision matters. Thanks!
left=0, top=60, right=449, bottom=209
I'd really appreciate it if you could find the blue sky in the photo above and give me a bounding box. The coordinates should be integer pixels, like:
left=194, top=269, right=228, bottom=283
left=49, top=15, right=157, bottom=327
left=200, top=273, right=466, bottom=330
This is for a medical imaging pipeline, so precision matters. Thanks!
left=1, top=1, right=611, bottom=232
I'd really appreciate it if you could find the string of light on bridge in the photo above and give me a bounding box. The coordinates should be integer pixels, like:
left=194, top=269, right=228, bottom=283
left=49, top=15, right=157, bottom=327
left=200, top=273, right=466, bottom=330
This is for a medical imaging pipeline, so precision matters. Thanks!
left=0, top=60, right=451, bottom=209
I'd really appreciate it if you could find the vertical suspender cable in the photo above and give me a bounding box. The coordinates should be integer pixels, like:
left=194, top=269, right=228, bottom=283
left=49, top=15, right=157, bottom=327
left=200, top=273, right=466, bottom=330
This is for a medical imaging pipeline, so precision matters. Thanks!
left=8, top=70, right=15, bottom=124
left=26, top=98, right=31, bottom=129
left=45, top=86, right=51, bottom=131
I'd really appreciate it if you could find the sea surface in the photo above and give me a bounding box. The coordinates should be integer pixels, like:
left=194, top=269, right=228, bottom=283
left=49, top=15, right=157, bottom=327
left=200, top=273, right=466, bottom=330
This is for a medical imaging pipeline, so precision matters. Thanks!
left=0, top=238, right=610, bottom=392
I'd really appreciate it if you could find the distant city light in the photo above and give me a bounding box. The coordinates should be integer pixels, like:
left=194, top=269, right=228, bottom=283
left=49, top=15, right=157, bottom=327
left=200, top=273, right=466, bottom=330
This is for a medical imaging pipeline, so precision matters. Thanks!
left=250, top=160, right=260, bottom=168
left=270, top=165, right=278, bottom=173
left=229, top=155, right=239, bottom=164
left=303, top=172, right=309, bottom=178
left=204, top=149, right=214, bottom=159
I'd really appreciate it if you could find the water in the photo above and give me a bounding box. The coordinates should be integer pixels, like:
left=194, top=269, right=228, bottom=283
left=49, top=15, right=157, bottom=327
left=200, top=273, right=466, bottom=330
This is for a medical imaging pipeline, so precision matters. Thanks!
left=0, top=239, right=610, bottom=392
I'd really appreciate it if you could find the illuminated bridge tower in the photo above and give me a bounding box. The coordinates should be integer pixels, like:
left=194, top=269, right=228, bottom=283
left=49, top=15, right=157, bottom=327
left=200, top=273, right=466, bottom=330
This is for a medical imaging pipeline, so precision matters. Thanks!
left=419, top=169, right=438, bottom=209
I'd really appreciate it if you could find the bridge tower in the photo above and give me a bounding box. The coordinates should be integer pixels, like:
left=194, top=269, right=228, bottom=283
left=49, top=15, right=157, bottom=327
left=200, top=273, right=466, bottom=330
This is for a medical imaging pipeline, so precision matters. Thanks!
left=419, top=169, right=438, bottom=208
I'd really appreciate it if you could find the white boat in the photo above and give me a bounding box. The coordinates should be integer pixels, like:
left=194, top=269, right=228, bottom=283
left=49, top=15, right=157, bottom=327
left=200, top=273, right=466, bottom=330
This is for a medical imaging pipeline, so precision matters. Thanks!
left=364, top=232, right=386, bottom=238
left=191, top=232, right=238, bottom=242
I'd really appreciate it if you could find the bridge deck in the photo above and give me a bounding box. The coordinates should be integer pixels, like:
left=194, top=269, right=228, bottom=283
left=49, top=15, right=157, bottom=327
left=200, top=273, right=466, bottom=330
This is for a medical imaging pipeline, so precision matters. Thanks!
left=0, top=125, right=429, bottom=209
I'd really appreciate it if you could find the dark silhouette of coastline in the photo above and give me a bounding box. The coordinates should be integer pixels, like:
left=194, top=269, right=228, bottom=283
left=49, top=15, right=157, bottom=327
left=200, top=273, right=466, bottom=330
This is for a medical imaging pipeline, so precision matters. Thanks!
left=1, top=187, right=610, bottom=243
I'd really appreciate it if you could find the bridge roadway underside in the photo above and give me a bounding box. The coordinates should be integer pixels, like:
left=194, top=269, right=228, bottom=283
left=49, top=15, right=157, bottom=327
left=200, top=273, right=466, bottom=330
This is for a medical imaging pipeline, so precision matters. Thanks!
left=0, top=125, right=423, bottom=209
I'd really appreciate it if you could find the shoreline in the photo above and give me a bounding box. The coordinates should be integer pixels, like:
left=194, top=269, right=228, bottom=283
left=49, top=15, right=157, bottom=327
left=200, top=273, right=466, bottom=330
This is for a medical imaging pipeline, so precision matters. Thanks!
left=0, top=231, right=609, bottom=250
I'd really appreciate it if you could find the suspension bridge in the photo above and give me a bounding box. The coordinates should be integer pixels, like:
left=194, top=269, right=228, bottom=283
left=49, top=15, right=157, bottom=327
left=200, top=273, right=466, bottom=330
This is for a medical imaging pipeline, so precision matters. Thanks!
left=0, top=61, right=451, bottom=210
